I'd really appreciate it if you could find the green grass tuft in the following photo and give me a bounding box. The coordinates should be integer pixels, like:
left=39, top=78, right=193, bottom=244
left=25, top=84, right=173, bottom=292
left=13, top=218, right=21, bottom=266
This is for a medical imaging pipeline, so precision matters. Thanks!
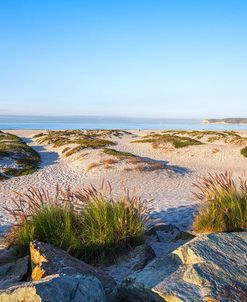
left=241, top=147, right=247, bottom=158
left=16, top=205, right=80, bottom=255
left=6, top=186, right=148, bottom=263
left=102, top=148, right=135, bottom=157
left=132, top=134, right=202, bottom=148
left=193, top=172, right=247, bottom=233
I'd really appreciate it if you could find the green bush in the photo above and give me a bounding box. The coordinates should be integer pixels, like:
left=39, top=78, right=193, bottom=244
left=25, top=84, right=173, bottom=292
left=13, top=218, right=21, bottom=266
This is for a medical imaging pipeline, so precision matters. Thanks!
left=102, top=148, right=135, bottom=157
left=0, top=132, right=40, bottom=177
left=7, top=186, right=147, bottom=263
left=193, top=172, right=247, bottom=233
left=132, top=134, right=202, bottom=148
left=35, top=130, right=116, bottom=157
left=241, top=147, right=247, bottom=158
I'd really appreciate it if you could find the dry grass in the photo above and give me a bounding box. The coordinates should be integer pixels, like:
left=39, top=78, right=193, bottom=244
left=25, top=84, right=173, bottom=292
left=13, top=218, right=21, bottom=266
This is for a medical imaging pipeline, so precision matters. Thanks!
left=192, top=172, right=247, bottom=233
left=212, top=148, right=220, bottom=154
left=86, top=162, right=102, bottom=172
left=100, top=158, right=119, bottom=165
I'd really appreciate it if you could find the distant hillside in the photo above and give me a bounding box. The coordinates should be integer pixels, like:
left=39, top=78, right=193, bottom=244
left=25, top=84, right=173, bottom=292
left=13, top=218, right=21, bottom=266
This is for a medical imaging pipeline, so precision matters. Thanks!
left=203, top=118, right=247, bottom=124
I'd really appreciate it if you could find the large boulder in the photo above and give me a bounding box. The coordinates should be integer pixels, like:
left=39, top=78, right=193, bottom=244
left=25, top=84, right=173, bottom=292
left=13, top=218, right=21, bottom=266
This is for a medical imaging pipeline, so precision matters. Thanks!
left=0, top=273, right=106, bottom=302
left=118, top=231, right=247, bottom=302
left=30, top=241, right=116, bottom=301
left=0, top=256, right=29, bottom=289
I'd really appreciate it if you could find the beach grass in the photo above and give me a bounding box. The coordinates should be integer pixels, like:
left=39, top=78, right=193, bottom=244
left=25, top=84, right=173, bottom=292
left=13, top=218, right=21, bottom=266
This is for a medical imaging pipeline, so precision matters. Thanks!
left=102, top=148, right=135, bottom=157
left=34, top=130, right=116, bottom=157
left=6, top=185, right=148, bottom=263
left=132, top=133, right=202, bottom=148
left=193, top=172, right=247, bottom=233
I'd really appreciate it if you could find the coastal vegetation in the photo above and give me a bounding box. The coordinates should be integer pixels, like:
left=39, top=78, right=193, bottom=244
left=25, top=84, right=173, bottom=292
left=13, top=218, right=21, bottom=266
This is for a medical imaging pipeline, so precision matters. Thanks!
left=132, top=133, right=202, bottom=148
left=131, top=131, right=247, bottom=155
left=102, top=148, right=135, bottom=158
left=0, top=131, right=40, bottom=179
left=5, top=185, right=148, bottom=263
left=241, top=146, right=247, bottom=158
left=162, top=130, right=247, bottom=145
left=33, top=130, right=131, bottom=157
left=193, top=172, right=247, bottom=233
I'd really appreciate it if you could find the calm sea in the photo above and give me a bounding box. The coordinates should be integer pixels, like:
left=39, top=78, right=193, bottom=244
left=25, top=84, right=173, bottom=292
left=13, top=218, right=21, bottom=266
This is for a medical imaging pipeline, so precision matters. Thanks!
left=1, top=116, right=247, bottom=131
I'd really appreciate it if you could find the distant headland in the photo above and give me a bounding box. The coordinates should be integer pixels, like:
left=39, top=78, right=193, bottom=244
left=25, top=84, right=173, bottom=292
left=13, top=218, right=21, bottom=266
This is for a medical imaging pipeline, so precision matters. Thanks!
left=203, top=118, right=247, bottom=124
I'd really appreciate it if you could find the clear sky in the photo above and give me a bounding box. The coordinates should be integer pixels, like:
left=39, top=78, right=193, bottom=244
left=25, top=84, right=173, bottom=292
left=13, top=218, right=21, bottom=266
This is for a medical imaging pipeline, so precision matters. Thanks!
left=0, top=0, right=247, bottom=118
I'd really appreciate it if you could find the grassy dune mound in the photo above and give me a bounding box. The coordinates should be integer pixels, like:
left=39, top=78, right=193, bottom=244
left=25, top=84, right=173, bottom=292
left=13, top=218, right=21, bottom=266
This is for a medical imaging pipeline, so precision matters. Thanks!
left=33, top=130, right=129, bottom=157
left=102, top=148, right=136, bottom=158
left=162, top=130, right=247, bottom=145
left=0, top=131, right=40, bottom=179
left=132, top=133, right=202, bottom=148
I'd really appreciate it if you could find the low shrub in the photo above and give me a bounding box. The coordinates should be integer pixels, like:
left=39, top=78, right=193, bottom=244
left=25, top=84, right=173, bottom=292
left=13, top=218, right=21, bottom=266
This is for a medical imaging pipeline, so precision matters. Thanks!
left=132, top=134, right=202, bottom=148
left=35, top=130, right=116, bottom=157
left=241, top=147, right=247, bottom=158
left=102, top=148, right=135, bottom=157
left=5, top=185, right=148, bottom=263
left=192, top=172, right=247, bottom=233
left=0, top=132, right=40, bottom=177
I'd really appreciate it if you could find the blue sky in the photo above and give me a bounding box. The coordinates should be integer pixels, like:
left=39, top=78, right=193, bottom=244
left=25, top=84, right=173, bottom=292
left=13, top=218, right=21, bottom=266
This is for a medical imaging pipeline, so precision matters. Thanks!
left=0, top=0, right=247, bottom=118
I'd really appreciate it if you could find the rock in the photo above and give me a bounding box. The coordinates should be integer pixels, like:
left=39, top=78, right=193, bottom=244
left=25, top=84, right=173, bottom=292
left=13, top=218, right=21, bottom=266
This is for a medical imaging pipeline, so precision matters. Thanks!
left=0, top=247, right=17, bottom=264
left=118, top=231, right=247, bottom=302
left=145, top=223, right=181, bottom=236
left=174, top=231, right=195, bottom=241
left=130, top=244, right=156, bottom=271
left=30, top=241, right=116, bottom=301
left=103, top=243, right=156, bottom=285
left=146, top=223, right=195, bottom=243
left=0, top=256, right=29, bottom=289
left=0, top=273, right=106, bottom=302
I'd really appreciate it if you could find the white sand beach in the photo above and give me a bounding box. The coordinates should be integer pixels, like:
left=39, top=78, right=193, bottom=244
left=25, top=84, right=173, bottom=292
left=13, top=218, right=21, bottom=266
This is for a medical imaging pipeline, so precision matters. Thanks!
left=1, top=129, right=247, bottom=234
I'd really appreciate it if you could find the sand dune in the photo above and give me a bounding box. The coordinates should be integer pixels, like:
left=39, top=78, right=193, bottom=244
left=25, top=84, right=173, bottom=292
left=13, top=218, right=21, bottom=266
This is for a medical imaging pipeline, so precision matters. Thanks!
left=1, top=129, right=247, bottom=234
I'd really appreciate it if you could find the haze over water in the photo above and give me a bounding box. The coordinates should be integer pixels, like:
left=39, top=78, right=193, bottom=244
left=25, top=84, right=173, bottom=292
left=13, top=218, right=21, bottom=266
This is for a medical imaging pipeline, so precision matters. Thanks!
left=1, top=116, right=247, bottom=131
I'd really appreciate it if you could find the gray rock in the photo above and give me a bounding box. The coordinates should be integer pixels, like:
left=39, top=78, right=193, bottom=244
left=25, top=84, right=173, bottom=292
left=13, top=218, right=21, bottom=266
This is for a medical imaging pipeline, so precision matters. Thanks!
left=118, top=231, right=247, bottom=302
left=0, top=273, right=106, bottom=302
left=103, top=243, right=156, bottom=285
left=146, top=223, right=195, bottom=242
left=0, top=256, right=29, bottom=289
left=129, top=243, right=156, bottom=271
left=30, top=241, right=116, bottom=301
left=0, top=247, right=17, bottom=264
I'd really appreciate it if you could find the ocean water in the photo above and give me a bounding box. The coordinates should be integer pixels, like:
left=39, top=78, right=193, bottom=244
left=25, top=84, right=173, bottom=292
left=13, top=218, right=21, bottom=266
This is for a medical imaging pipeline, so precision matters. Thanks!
left=0, top=116, right=247, bottom=131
